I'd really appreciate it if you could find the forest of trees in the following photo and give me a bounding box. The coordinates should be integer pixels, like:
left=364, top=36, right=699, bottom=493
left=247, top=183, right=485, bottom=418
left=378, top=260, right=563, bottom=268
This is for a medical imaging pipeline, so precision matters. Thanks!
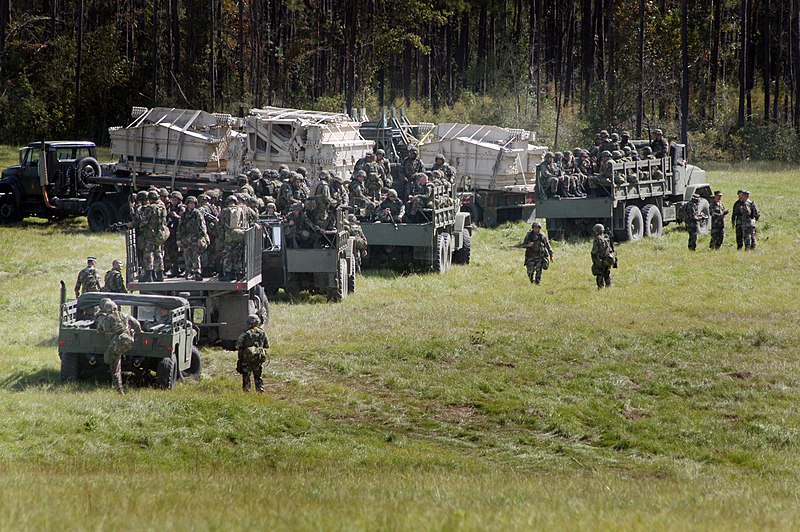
left=0, top=0, right=798, bottom=160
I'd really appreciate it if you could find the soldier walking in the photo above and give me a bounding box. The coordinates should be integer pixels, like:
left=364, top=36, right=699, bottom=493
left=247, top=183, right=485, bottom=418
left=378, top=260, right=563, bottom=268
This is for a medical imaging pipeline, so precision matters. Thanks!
left=523, top=221, right=554, bottom=285
left=74, top=256, right=102, bottom=298
left=591, top=224, right=616, bottom=289
left=103, top=259, right=127, bottom=293
left=709, top=191, right=729, bottom=250
left=685, top=194, right=702, bottom=251
left=235, top=314, right=269, bottom=392
left=94, top=298, right=142, bottom=394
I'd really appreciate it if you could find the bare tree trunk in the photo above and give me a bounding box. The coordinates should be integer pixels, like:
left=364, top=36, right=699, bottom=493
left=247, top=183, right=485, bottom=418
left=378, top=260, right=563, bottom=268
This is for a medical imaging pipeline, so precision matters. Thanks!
left=681, top=0, right=689, bottom=144
left=0, top=0, right=10, bottom=76
left=636, top=0, right=644, bottom=136
left=764, top=0, right=771, bottom=121
left=580, top=0, right=594, bottom=111
left=710, top=0, right=721, bottom=122
left=77, top=0, right=84, bottom=107
left=738, top=0, right=747, bottom=126
left=238, top=0, right=244, bottom=100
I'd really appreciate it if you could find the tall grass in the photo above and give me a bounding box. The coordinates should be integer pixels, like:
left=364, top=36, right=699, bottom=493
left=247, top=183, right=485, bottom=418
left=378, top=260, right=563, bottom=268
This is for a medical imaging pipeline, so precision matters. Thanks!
left=0, top=163, right=798, bottom=528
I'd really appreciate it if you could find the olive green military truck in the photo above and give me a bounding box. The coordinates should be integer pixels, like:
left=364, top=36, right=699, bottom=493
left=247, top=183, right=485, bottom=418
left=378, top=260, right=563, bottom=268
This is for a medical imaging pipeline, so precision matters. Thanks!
left=536, top=142, right=712, bottom=241
left=58, top=289, right=201, bottom=389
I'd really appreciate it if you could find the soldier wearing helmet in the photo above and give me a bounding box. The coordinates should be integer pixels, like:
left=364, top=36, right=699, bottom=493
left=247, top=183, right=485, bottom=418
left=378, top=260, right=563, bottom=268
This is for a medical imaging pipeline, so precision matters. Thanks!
left=218, top=194, right=249, bottom=281
left=378, top=188, right=405, bottom=223
left=587, top=150, right=614, bottom=197
left=619, top=131, right=632, bottom=151
left=177, top=194, right=208, bottom=281
left=374, top=148, right=391, bottom=183
left=137, top=189, right=169, bottom=282
left=235, top=314, right=269, bottom=393
left=430, top=153, right=455, bottom=185
left=539, top=151, right=565, bottom=198
left=400, top=145, right=424, bottom=193
left=591, top=223, right=616, bottom=289
left=523, top=220, right=554, bottom=285
left=164, top=190, right=186, bottom=278
left=650, top=129, right=668, bottom=158
left=94, top=296, right=143, bottom=394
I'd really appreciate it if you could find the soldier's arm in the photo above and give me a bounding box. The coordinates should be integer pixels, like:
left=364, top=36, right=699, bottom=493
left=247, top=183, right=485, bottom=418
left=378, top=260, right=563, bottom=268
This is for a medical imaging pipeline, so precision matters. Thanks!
left=74, top=273, right=82, bottom=298
left=128, top=315, right=143, bottom=334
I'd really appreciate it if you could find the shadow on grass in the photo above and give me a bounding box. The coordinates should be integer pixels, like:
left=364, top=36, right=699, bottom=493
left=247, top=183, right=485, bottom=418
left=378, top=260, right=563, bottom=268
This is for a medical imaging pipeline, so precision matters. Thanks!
left=0, top=367, right=61, bottom=390
left=359, top=268, right=403, bottom=279
left=15, top=216, right=90, bottom=236
left=268, top=290, right=330, bottom=305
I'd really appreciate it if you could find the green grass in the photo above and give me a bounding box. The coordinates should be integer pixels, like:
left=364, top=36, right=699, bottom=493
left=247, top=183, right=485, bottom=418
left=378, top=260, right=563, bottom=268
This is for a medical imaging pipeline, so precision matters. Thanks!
left=0, top=162, right=799, bottom=529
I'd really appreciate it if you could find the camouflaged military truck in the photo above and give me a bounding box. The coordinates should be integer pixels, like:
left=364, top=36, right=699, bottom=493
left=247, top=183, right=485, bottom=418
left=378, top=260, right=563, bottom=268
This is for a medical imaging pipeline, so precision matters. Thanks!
left=536, top=142, right=712, bottom=241
left=58, top=289, right=201, bottom=389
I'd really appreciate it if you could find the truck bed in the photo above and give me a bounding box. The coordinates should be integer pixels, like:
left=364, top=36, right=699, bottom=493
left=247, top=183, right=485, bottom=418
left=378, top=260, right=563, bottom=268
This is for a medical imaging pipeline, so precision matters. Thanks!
left=128, top=275, right=261, bottom=293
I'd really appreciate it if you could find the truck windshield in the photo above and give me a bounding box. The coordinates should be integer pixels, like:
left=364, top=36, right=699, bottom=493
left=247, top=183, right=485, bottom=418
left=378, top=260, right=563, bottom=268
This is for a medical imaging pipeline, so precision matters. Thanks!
left=22, top=149, right=39, bottom=167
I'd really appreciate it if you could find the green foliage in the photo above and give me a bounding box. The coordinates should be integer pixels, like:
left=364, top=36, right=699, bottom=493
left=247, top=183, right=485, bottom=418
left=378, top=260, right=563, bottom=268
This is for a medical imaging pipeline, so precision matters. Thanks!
left=723, top=122, right=800, bottom=163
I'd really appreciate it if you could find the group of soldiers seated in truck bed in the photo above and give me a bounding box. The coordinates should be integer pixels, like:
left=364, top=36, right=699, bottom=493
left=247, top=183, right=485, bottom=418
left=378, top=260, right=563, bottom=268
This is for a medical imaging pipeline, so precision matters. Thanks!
left=538, top=128, right=671, bottom=199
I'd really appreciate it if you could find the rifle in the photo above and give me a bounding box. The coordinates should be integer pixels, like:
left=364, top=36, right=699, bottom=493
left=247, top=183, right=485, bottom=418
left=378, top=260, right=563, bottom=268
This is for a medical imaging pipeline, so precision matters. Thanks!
left=387, top=210, right=399, bottom=230
left=107, top=221, right=130, bottom=233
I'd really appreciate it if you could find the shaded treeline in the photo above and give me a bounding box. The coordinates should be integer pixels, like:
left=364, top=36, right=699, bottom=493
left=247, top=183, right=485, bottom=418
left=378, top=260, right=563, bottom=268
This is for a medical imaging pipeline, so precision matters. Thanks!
left=0, top=0, right=796, bottom=148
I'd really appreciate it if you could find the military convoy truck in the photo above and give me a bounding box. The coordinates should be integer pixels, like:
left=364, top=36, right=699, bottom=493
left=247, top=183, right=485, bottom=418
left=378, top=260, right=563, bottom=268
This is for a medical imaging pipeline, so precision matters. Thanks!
left=58, top=289, right=201, bottom=389
left=260, top=209, right=357, bottom=301
left=536, top=142, right=712, bottom=241
left=360, top=186, right=472, bottom=273
left=125, top=226, right=268, bottom=349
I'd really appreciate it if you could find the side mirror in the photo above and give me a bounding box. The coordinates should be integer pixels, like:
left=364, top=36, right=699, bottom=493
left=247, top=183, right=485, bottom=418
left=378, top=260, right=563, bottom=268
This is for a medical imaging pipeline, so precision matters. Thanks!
left=191, top=307, right=206, bottom=325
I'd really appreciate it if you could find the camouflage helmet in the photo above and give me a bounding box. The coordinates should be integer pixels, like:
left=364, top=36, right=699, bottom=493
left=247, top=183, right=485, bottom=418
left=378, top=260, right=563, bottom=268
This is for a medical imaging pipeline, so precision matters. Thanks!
left=531, top=221, right=542, bottom=229
left=545, top=151, right=554, bottom=159
left=248, top=168, right=262, bottom=180
left=347, top=213, right=358, bottom=223
left=319, top=171, right=330, bottom=181
left=170, top=190, right=183, bottom=200
left=147, top=190, right=159, bottom=200
left=386, top=188, right=398, bottom=198
left=266, top=202, right=277, bottom=210
left=563, top=150, right=572, bottom=158
left=600, top=150, right=612, bottom=158
left=331, top=173, right=343, bottom=183
left=247, top=314, right=260, bottom=326
left=185, top=195, right=198, bottom=205
left=553, top=152, right=563, bottom=160
left=653, top=128, right=663, bottom=136
left=642, top=146, right=653, bottom=155
left=610, top=133, right=620, bottom=142
left=572, top=148, right=582, bottom=157
left=623, top=146, right=632, bottom=154
left=611, top=150, right=622, bottom=159
left=435, top=153, right=445, bottom=161
left=136, top=190, right=148, bottom=201
left=600, top=129, right=609, bottom=137
left=225, top=195, right=238, bottom=205
left=355, top=170, right=367, bottom=178
left=593, top=223, right=605, bottom=235
left=102, top=299, right=118, bottom=312
left=158, top=188, right=169, bottom=197
left=295, top=167, right=307, bottom=177
left=621, top=130, right=630, bottom=138
left=198, top=193, right=210, bottom=202
left=375, top=148, right=386, bottom=156
left=278, top=164, right=289, bottom=173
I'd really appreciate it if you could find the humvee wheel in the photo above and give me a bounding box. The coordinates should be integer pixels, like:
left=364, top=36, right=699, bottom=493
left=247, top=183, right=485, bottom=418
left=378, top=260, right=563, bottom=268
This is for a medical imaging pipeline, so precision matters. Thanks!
left=642, top=205, right=663, bottom=237
left=60, top=352, right=80, bottom=383
left=453, top=229, right=471, bottom=264
left=181, top=347, right=202, bottom=380
left=156, top=354, right=177, bottom=389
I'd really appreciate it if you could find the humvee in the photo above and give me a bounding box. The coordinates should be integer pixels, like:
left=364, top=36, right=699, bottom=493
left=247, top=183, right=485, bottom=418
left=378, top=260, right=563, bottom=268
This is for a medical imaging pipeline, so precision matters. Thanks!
left=58, top=289, right=201, bottom=389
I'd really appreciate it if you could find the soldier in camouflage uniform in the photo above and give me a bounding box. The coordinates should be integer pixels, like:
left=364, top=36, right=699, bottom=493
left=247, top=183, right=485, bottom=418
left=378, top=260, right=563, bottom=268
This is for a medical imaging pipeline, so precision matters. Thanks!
left=375, top=148, right=391, bottom=180
left=74, top=257, right=102, bottom=298
left=94, top=298, right=142, bottom=394
left=345, top=213, right=368, bottom=271
left=361, top=152, right=384, bottom=200
left=738, top=190, right=760, bottom=250
left=165, top=191, right=185, bottom=277
left=685, top=194, right=702, bottom=251
left=588, top=151, right=614, bottom=197
left=407, top=173, right=434, bottom=221
left=399, top=146, right=424, bottom=199
left=236, top=314, right=269, bottom=392
left=349, top=170, right=376, bottom=219
left=523, top=221, right=554, bottom=285
left=177, top=196, right=209, bottom=281
left=591, top=224, right=615, bottom=289
left=650, top=129, right=668, bottom=158
left=431, top=154, right=455, bottom=184
left=539, top=152, right=562, bottom=197
left=219, top=195, right=249, bottom=281
left=103, top=260, right=127, bottom=293
left=378, top=189, right=405, bottom=223
left=709, top=190, right=729, bottom=250
left=138, top=190, right=170, bottom=282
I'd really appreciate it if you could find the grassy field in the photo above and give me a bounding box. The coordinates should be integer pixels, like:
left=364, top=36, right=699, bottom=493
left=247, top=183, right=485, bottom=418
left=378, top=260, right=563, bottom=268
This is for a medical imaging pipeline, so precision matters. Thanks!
left=0, top=161, right=798, bottom=529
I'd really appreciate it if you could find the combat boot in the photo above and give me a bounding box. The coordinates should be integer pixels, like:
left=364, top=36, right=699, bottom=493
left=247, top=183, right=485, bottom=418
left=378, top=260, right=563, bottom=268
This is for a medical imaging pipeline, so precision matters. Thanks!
left=154, top=270, right=164, bottom=282
left=242, top=374, right=251, bottom=392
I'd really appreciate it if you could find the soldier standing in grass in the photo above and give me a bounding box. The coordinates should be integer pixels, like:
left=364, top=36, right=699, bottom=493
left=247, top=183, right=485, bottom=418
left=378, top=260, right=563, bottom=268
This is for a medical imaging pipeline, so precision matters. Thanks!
left=103, top=260, right=127, bottom=293
left=740, top=190, right=760, bottom=250
left=523, top=221, right=554, bottom=285
left=709, top=191, right=729, bottom=250
left=591, top=223, right=616, bottom=289
left=74, top=257, right=101, bottom=298
left=236, top=314, right=269, bottom=393
left=95, top=298, right=142, bottom=395
left=685, top=194, right=702, bottom=251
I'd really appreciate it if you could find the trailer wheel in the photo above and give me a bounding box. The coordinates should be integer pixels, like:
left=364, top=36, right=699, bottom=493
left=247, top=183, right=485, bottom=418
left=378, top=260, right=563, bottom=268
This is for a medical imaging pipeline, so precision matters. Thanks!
left=696, top=198, right=711, bottom=236
left=181, top=347, right=202, bottom=380
left=622, top=205, right=644, bottom=242
left=87, top=201, right=117, bottom=232
left=642, top=205, right=663, bottom=237
left=0, top=193, right=22, bottom=224
left=60, top=352, right=80, bottom=383
left=155, top=354, right=177, bottom=389
left=453, top=229, right=471, bottom=264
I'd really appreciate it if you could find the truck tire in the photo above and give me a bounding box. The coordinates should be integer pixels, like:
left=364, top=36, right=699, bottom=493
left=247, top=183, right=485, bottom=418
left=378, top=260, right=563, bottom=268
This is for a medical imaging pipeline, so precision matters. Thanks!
left=623, top=205, right=644, bottom=242
left=433, top=233, right=447, bottom=274
left=60, top=352, right=80, bottom=383
left=696, top=198, right=712, bottom=236
left=116, top=202, right=132, bottom=223
left=453, top=229, right=471, bottom=264
left=347, top=260, right=356, bottom=294
left=442, top=233, right=452, bottom=271
left=327, top=258, right=349, bottom=302
left=155, top=354, right=177, bottom=389
left=642, top=205, right=663, bottom=237
left=87, top=201, right=117, bottom=232
left=76, top=157, right=101, bottom=182
left=249, top=285, right=270, bottom=329
left=181, top=347, right=202, bottom=380
left=0, top=193, right=22, bottom=224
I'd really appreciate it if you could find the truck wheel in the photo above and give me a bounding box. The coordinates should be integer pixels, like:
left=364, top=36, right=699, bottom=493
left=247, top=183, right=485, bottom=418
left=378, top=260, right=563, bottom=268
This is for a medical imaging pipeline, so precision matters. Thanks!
left=453, top=229, right=472, bottom=264
left=432, top=233, right=447, bottom=274
left=181, top=347, right=202, bottom=380
left=116, top=202, right=132, bottom=223
left=249, top=285, right=270, bottom=329
left=155, top=354, right=177, bottom=389
left=642, top=205, right=663, bottom=237
left=327, top=258, right=349, bottom=302
left=623, top=205, right=644, bottom=242
left=76, top=157, right=101, bottom=182
left=60, top=352, right=80, bottom=383
left=0, top=193, right=22, bottom=224
left=87, top=201, right=117, bottom=232
left=696, top=198, right=712, bottom=236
